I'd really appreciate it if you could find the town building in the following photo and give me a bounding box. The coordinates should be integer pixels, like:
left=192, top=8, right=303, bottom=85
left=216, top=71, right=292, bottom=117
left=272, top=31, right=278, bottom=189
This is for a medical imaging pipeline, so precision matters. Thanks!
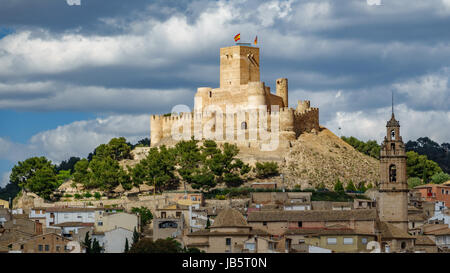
left=185, top=208, right=271, bottom=253
left=413, top=184, right=450, bottom=206
left=247, top=209, right=377, bottom=236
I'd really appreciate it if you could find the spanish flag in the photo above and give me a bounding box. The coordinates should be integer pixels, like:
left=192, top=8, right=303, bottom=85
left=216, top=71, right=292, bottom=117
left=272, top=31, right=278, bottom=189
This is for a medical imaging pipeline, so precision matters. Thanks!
left=254, top=36, right=258, bottom=45
left=234, top=33, right=241, bottom=42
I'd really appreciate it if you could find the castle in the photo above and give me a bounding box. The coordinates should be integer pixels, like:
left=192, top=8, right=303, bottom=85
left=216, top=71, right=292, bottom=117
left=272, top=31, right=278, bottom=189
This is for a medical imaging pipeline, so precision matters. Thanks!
left=150, top=45, right=319, bottom=150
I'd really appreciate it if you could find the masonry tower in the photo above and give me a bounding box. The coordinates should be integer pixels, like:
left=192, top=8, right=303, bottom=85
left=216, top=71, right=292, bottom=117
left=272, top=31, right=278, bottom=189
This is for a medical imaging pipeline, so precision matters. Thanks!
left=377, top=100, right=409, bottom=232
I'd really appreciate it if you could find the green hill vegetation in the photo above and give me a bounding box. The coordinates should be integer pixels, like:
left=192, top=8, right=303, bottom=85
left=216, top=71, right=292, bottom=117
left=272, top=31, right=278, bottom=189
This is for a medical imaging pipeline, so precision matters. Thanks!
left=341, top=136, right=450, bottom=189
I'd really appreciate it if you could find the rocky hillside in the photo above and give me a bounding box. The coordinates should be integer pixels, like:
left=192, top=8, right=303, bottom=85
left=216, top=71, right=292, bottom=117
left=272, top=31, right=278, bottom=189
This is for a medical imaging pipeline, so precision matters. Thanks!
left=118, top=127, right=380, bottom=191
left=283, top=126, right=379, bottom=189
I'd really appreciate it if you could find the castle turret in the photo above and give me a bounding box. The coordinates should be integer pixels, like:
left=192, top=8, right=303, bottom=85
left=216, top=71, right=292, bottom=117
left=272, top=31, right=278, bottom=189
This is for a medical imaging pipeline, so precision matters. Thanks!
left=276, top=78, right=288, bottom=108
left=150, top=115, right=163, bottom=147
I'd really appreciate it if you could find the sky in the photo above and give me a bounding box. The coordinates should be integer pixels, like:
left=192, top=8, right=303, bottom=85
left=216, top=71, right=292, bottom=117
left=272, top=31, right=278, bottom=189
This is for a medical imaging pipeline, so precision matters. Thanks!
left=1, top=0, right=450, bottom=187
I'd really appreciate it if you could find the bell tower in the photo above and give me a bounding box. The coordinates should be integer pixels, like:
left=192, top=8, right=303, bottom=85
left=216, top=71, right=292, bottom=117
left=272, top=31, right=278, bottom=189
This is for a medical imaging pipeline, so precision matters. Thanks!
left=377, top=94, right=409, bottom=232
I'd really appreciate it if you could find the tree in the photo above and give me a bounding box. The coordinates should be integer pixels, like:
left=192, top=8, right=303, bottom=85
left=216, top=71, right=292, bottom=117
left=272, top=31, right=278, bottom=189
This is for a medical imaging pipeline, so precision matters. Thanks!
left=124, top=238, right=129, bottom=253
left=255, top=162, right=280, bottom=178
left=206, top=217, right=211, bottom=229
left=341, top=136, right=380, bottom=159
left=431, top=172, right=450, bottom=184
left=57, top=170, right=72, bottom=185
left=83, top=231, right=92, bottom=253
left=10, top=157, right=55, bottom=189
left=131, top=207, right=153, bottom=228
left=345, top=180, right=357, bottom=192
left=92, top=238, right=102, bottom=253
left=132, top=227, right=140, bottom=247
left=128, top=238, right=183, bottom=253
left=357, top=182, right=367, bottom=192
left=73, top=159, right=90, bottom=184
left=27, top=167, right=60, bottom=200
left=334, top=179, right=344, bottom=193
left=406, top=151, right=442, bottom=183
left=407, top=177, right=422, bottom=189
left=131, top=146, right=177, bottom=194
left=56, top=157, right=81, bottom=173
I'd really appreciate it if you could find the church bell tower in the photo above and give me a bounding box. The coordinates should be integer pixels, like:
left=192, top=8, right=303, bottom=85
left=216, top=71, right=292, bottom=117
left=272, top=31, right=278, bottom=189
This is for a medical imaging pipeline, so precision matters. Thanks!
left=377, top=96, right=409, bottom=232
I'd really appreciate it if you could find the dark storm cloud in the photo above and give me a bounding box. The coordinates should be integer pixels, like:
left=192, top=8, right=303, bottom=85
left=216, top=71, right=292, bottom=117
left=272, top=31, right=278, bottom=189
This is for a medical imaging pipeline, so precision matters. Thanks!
left=0, top=0, right=449, bottom=142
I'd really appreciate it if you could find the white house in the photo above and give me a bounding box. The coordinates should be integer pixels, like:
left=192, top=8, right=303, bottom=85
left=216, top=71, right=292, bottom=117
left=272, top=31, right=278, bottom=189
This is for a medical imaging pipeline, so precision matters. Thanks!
left=92, top=227, right=134, bottom=253
left=428, top=201, right=450, bottom=225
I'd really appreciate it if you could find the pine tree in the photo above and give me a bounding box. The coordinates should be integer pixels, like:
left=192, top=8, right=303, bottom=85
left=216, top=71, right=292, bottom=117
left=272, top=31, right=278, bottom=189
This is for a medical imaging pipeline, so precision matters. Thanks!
left=83, top=231, right=92, bottom=254
left=334, top=179, right=344, bottom=193
left=92, top=238, right=102, bottom=253
left=124, top=238, right=129, bottom=253
left=132, top=227, right=140, bottom=246
left=345, top=180, right=357, bottom=192
left=206, top=217, right=211, bottom=229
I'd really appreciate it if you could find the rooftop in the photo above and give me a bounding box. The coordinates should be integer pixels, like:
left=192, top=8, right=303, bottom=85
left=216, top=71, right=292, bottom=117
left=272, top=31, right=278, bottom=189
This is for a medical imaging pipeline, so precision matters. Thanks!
left=247, top=209, right=377, bottom=222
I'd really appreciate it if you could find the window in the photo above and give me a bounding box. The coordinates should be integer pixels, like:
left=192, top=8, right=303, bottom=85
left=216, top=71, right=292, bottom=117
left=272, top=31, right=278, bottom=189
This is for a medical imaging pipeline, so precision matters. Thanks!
left=97, top=221, right=103, bottom=226
left=343, top=238, right=353, bottom=245
left=401, top=242, right=407, bottom=249
left=245, top=243, right=255, bottom=251
left=241, top=122, right=247, bottom=130
left=38, top=245, right=43, bottom=252
left=391, top=129, right=395, bottom=139
left=327, top=238, right=337, bottom=245
left=361, top=238, right=368, bottom=245
left=209, top=91, right=212, bottom=98
left=226, top=238, right=231, bottom=246
left=20, top=244, right=24, bottom=250
left=77, top=213, right=82, bottom=219
left=262, top=221, right=267, bottom=226
left=391, top=143, right=395, bottom=153
left=298, top=239, right=305, bottom=244
left=389, top=164, right=397, bottom=182
left=161, top=212, right=167, bottom=218
left=297, top=221, right=302, bottom=228
left=45, top=245, right=49, bottom=251
left=159, top=221, right=178, bottom=229
left=56, top=246, right=60, bottom=252
left=176, top=212, right=181, bottom=218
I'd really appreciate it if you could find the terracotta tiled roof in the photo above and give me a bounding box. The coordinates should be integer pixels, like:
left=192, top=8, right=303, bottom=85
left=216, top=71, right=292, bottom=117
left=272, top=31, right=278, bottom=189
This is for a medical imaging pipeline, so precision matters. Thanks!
left=53, top=222, right=94, bottom=227
left=247, top=209, right=377, bottom=222
left=211, top=208, right=248, bottom=228
left=425, top=228, right=450, bottom=236
left=414, top=235, right=436, bottom=246
left=32, top=207, right=104, bottom=212
left=283, top=227, right=374, bottom=236
left=377, top=222, right=414, bottom=239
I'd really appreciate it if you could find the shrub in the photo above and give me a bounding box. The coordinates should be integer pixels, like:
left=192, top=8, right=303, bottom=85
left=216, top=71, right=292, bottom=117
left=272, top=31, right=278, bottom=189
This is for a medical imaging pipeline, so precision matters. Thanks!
left=408, top=177, right=422, bottom=189
left=94, top=192, right=101, bottom=200
left=74, top=193, right=82, bottom=199
left=84, top=192, right=93, bottom=198
left=255, top=162, right=280, bottom=178
left=215, top=194, right=226, bottom=200
left=64, top=194, right=73, bottom=198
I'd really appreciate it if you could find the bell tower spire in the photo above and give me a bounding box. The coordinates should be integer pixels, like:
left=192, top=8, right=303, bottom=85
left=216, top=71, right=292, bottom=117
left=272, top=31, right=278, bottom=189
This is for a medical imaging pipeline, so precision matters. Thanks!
left=377, top=98, right=409, bottom=233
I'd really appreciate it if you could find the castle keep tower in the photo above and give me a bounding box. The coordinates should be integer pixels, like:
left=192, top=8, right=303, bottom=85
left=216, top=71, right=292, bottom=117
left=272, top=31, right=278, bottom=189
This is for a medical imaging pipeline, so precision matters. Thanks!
left=220, top=46, right=260, bottom=90
left=377, top=111, right=409, bottom=232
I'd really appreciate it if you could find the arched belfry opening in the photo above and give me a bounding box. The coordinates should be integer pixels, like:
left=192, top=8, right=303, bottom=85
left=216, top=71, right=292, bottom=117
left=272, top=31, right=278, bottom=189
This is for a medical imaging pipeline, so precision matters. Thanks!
left=241, top=121, right=247, bottom=130
left=389, top=164, right=397, bottom=183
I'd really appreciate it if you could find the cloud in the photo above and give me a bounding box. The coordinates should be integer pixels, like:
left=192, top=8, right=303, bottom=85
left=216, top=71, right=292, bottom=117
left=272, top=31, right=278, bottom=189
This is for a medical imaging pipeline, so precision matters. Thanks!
left=1, top=171, right=11, bottom=188
left=324, top=105, right=450, bottom=144
left=0, top=114, right=150, bottom=165
left=0, top=81, right=193, bottom=113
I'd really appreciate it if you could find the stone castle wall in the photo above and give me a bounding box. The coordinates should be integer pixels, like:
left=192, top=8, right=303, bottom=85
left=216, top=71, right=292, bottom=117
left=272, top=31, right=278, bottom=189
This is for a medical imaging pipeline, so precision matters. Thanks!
left=150, top=45, right=320, bottom=148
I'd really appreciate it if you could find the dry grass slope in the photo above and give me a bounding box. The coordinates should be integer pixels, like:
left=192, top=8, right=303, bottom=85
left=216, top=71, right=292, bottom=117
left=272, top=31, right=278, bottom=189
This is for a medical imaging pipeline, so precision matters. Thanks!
left=283, top=126, right=379, bottom=189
